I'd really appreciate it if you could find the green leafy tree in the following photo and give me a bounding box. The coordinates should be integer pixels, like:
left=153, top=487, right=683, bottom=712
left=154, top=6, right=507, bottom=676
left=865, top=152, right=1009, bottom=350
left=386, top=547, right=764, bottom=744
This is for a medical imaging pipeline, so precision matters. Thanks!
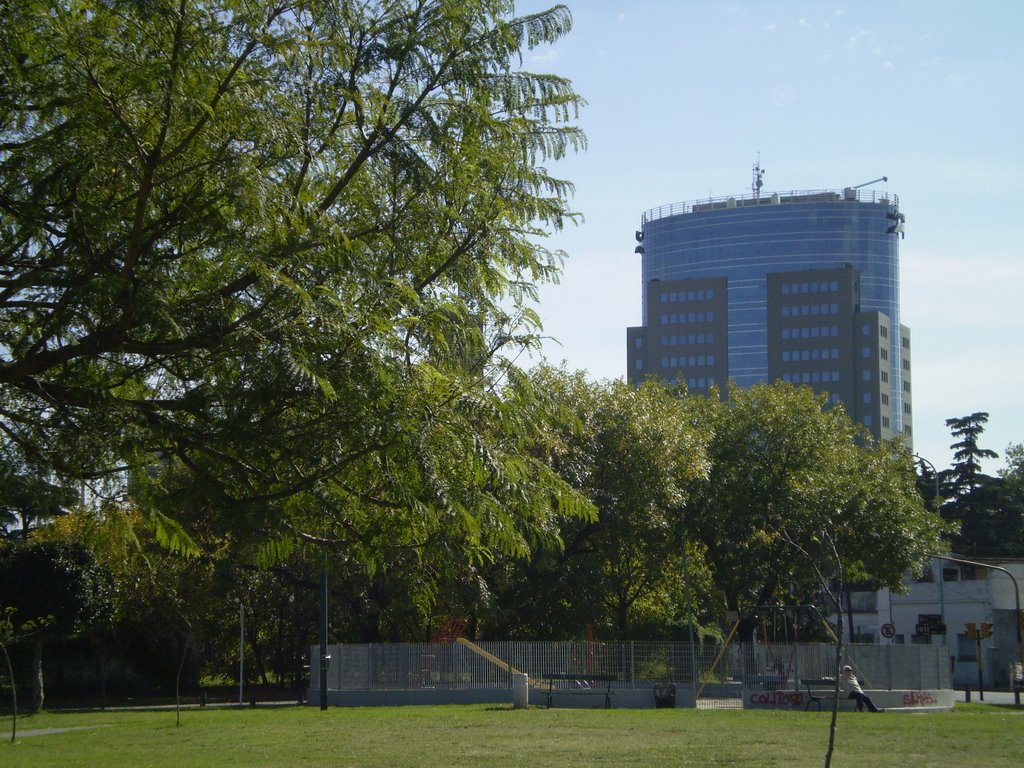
left=1, top=606, right=49, bottom=742
left=1, top=2, right=587, bottom=571
left=0, top=540, right=112, bottom=711
left=481, top=368, right=710, bottom=640
left=938, top=413, right=1022, bottom=556
left=942, top=413, right=999, bottom=499
left=993, top=443, right=1024, bottom=555
left=940, top=440, right=1024, bottom=557
left=0, top=443, right=76, bottom=538
left=687, top=382, right=945, bottom=638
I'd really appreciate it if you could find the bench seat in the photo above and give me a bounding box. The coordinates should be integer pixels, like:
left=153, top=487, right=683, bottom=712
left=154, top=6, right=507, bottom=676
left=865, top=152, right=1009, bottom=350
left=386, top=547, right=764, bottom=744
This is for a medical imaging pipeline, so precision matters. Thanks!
left=542, top=673, right=617, bottom=709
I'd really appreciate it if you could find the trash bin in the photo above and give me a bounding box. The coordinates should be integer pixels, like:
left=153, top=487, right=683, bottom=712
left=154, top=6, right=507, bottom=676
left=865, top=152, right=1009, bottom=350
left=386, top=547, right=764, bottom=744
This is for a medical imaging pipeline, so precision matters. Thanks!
left=653, top=682, right=677, bottom=709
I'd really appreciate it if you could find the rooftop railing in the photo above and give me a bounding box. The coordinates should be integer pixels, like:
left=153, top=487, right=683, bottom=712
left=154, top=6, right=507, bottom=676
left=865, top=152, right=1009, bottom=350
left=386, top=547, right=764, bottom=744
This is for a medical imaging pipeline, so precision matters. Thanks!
left=642, top=188, right=898, bottom=225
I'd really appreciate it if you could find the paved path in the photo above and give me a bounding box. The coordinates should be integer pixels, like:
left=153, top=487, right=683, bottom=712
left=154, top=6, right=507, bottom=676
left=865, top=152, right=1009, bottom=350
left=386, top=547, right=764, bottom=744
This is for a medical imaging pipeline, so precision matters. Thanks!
left=960, top=690, right=1022, bottom=705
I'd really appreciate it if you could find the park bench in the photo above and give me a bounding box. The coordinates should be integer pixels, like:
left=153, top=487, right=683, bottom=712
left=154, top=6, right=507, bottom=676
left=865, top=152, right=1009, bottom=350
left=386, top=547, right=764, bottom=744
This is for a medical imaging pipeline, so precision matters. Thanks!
left=541, top=673, right=617, bottom=709
left=801, top=678, right=839, bottom=711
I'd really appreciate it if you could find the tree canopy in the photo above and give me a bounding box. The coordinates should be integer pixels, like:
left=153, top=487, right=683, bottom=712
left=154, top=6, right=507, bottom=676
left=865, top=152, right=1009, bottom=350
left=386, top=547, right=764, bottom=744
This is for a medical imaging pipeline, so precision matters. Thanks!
left=937, top=415, right=1024, bottom=557
left=480, top=368, right=708, bottom=639
left=687, top=383, right=945, bottom=637
left=1, top=1, right=588, bottom=563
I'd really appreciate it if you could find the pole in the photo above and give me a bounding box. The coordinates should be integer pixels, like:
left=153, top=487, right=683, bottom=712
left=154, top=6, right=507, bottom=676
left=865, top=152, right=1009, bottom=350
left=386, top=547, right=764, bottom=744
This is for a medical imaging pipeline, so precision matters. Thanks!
left=319, top=565, right=329, bottom=711
left=239, top=602, right=244, bottom=706
left=682, top=535, right=698, bottom=689
left=976, top=633, right=984, bottom=701
left=939, top=554, right=1021, bottom=704
left=915, top=456, right=947, bottom=646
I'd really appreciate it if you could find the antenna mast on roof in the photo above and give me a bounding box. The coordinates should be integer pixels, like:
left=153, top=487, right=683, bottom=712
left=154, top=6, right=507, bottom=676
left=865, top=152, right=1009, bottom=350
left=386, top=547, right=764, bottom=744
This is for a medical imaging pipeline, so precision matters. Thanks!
left=752, top=154, right=765, bottom=199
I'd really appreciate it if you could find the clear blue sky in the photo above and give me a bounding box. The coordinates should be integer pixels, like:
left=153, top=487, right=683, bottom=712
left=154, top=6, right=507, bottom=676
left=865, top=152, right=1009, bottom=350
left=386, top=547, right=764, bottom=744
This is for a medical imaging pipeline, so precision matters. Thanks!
left=514, top=0, right=1023, bottom=476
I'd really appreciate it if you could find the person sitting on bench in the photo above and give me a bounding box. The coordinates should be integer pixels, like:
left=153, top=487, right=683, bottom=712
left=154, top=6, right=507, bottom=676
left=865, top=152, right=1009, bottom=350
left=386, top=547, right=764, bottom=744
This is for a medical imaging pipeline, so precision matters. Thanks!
left=841, top=666, right=882, bottom=712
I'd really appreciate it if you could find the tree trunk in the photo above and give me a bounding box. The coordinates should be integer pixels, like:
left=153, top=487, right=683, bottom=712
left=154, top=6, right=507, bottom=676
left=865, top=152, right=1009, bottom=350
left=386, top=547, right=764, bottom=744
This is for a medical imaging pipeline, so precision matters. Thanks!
left=30, top=638, right=44, bottom=713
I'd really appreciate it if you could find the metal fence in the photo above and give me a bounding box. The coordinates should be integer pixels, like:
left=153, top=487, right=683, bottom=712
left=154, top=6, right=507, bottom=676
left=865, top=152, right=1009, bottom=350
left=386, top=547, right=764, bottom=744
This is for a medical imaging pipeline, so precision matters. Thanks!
left=315, top=640, right=950, bottom=703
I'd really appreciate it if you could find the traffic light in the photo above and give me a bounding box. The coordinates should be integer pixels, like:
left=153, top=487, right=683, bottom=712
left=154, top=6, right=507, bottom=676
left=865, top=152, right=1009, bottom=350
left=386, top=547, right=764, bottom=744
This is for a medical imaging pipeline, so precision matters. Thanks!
left=966, top=622, right=994, bottom=639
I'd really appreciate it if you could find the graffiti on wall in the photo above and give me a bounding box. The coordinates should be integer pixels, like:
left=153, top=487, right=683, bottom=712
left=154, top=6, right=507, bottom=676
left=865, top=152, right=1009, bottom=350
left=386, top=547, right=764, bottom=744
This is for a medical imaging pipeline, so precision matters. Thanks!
left=747, top=691, right=807, bottom=708
left=902, top=691, right=937, bottom=706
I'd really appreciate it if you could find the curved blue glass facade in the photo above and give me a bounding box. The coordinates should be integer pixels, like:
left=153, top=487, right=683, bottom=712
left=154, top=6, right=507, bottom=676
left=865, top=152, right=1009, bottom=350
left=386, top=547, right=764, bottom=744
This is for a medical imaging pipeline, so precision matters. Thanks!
left=632, top=189, right=908, bottom=439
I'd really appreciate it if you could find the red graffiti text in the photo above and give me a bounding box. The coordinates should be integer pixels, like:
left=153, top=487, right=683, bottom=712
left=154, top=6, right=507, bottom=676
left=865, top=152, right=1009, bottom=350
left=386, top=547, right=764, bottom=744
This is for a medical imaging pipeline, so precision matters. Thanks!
left=748, top=691, right=806, bottom=708
left=903, top=691, right=937, bottom=706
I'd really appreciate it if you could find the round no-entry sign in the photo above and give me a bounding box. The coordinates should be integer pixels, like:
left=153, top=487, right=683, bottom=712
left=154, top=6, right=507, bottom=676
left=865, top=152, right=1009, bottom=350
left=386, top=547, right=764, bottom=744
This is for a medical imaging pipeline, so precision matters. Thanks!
left=881, top=623, right=896, bottom=639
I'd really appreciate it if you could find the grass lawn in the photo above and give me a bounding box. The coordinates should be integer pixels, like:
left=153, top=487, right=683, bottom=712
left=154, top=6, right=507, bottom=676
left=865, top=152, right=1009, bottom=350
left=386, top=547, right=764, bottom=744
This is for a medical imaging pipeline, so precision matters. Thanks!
left=2, top=702, right=1022, bottom=768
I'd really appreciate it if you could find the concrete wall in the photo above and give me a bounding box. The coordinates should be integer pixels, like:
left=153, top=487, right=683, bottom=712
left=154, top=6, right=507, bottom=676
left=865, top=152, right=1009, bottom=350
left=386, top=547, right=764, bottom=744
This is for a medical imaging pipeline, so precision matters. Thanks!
left=743, top=688, right=955, bottom=712
left=310, top=684, right=699, bottom=709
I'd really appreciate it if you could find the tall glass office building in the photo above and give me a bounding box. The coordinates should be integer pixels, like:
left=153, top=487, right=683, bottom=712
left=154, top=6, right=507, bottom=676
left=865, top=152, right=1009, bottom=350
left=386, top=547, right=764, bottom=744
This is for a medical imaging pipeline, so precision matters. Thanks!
left=626, top=187, right=912, bottom=445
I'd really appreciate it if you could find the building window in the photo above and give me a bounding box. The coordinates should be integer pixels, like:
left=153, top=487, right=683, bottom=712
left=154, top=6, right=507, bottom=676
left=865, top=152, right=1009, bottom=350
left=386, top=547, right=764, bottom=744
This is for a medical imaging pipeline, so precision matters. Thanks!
left=635, top=337, right=643, bottom=349
left=862, top=370, right=871, bottom=381
left=863, top=393, right=872, bottom=404
left=862, top=324, right=870, bottom=336
left=864, top=415, right=873, bottom=426
left=880, top=348, right=888, bottom=361
left=880, top=326, right=888, bottom=338
left=862, top=347, right=870, bottom=358
left=882, top=416, right=890, bottom=428
left=635, top=359, right=643, bottom=370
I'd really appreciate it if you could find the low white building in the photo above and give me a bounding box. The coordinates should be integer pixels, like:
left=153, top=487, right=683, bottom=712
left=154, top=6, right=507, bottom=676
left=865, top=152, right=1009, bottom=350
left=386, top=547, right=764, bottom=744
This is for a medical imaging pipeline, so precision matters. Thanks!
left=848, top=556, right=1024, bottom=690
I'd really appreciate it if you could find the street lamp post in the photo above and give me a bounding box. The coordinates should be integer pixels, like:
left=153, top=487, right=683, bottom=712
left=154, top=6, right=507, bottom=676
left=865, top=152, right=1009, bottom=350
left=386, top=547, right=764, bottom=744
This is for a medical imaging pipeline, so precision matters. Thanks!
left=938, top=554, right=1022, bottom=705
left=914, top=455, right=947, bottom=646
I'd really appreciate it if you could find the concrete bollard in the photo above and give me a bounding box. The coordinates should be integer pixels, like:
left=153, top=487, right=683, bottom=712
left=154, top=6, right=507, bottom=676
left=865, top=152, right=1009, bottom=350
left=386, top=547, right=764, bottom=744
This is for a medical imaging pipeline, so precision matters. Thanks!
left=512, top=673, right=529, bottom=709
